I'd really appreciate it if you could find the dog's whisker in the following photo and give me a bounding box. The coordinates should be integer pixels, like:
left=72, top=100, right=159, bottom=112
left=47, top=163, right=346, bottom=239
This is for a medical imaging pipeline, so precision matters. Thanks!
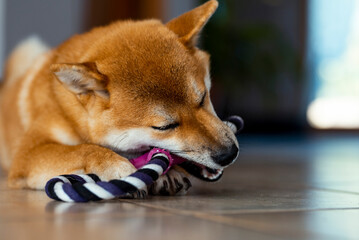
left=112, top=132, right=129, bottom=148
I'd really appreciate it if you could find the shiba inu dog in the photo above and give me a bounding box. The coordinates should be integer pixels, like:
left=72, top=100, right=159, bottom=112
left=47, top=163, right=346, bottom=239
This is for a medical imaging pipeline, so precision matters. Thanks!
left=0, top=0, right=239, bottom=195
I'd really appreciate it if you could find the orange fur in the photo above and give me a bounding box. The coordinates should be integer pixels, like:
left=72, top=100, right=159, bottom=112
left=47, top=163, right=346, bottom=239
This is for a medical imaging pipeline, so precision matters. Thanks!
left=0, top=0, right=238, bottom=190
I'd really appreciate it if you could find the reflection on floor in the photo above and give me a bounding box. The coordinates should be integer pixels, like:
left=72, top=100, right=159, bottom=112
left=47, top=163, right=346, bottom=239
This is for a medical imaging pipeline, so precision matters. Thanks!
left=0, top=134, right=358, bottom=240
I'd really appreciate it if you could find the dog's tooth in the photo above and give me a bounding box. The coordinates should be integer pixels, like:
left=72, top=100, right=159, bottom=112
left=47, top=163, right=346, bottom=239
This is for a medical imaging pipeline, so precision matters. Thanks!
left=202, top=169, right=208, bottom=178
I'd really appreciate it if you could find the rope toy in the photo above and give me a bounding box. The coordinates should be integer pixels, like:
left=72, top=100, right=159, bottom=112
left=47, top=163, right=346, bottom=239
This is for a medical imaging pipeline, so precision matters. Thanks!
left=45, top=148, right=184, bottom=202
left=45, top=115, right=244, bottom=202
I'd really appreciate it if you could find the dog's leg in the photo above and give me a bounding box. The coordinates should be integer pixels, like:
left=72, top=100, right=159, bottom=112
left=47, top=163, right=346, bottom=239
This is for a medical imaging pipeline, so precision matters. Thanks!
left=8, top=143, right=136, bottom=189
left=149, top=166, right=192, bottom=196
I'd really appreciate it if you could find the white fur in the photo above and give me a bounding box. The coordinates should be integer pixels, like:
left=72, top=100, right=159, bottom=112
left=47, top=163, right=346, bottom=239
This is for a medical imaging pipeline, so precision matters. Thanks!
left=18, top=52, right=50, bottom=130
left=7, top=36, right=49, bottom=85
left=0, top=37, right=48, bottom=169
left=53, top=68, right=109, bottom=99
left=208, top=97, right=218, bottom=116
left=203, top=68, right=218, bottom=115
left=27, top=172, right=54, bottom=189
left=51, top=127, right=80, bottom=146
left=190, top=77, right=204, bottom=101
left=204, top=67, right=212, bottom=91
left=191, top=71, right=217, bottom=115
left=54, top=70, right=85, bottom=93
left=102, top=128, right=184, bottom=156
left=103, top=128, right=156, bottom=153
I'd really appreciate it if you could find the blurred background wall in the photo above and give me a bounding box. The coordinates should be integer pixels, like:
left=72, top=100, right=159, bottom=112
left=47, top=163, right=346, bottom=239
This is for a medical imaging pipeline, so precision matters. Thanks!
left=199, top=0, right=307, bottom=133
left=0, top=0, right=358, bottom=135
left=0, top=0, right=4, bottom=75
left=3, top=0, right=86, bottom=61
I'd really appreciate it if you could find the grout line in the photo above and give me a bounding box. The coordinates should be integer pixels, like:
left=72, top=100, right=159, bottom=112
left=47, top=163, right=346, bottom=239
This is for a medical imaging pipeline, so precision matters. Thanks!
left=121, top=199, right=359, bottom=215
left=207, top=207, right=359, bottom=215
left=121, top=199, right=246, bottom=225
left=120, top=199, right=335, bottom=240
left=120, top=200, right=359, bottom=239
left=119, top=199, right=284, bottom=239
left=307, top=186, right=359, bottom=196
left=245, top=182, right=359, bottom=196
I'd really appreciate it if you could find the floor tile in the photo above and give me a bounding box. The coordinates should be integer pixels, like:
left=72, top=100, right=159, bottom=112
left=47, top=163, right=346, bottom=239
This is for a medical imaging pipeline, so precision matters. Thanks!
left=1, top=134, right=359, bottom=240
left=0, top=191, right=273, bottom=240
left=128, top=185, right=359, bottom=215
left=219, top=209, right=359, bottom=240
left=311, top=182, right=359, bottom=195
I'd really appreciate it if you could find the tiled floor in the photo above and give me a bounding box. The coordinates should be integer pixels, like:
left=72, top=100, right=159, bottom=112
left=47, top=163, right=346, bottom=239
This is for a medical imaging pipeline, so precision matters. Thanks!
left=1, top=134, right=358, bottom=240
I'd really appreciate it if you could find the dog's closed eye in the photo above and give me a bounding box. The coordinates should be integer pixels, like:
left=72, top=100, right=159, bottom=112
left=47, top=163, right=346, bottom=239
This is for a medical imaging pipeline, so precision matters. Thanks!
left=152, top=123, right=179, bottom=131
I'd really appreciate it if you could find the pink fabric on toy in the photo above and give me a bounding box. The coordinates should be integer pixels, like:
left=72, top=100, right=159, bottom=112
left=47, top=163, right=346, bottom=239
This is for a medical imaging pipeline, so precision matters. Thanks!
left=129, top=148, right=186, bottom=174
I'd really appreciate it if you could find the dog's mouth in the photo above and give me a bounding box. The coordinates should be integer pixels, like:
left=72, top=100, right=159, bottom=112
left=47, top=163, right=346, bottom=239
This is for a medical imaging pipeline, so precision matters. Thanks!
left=111, top=147, right=223, bottom=182
left=111, top=146, right=150, bottom=160
left=178, top=159, right=223, bottom=182
left=119, top=150, right=149, bottom=160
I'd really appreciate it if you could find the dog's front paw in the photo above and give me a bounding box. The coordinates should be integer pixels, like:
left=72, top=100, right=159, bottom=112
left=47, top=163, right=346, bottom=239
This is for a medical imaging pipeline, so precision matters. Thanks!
left=85, top=152, right=137, bottom=181
left=125, top=189, right=148, bottom=199
left=149, top=168, right=192, bottom=196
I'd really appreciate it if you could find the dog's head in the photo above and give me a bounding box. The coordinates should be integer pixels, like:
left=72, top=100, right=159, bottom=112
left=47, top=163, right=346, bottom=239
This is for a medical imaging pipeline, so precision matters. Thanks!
left=51, top=0, right=239, bottom=181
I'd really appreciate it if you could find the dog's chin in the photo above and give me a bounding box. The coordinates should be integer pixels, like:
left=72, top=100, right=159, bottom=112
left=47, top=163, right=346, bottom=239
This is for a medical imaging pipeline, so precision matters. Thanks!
left=178, top=160, right=223, bottom=182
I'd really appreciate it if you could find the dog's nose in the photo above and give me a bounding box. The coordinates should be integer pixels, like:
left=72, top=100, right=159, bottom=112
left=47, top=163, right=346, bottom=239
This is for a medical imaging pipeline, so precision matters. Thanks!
left=212, top=144, right=239, bottom=167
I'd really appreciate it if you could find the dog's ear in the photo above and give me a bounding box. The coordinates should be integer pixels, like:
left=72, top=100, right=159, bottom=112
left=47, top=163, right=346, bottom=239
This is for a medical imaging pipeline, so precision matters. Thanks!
left=166, top=0, right=218, bottom=48
left=51, top=62, right=109, bottom=98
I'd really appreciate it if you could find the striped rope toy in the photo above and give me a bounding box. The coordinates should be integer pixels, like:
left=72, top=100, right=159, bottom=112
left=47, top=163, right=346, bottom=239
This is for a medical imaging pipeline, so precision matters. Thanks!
left=45, top=115, right=244, bottom=203
left=45, top=149, right=177, bottom=202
